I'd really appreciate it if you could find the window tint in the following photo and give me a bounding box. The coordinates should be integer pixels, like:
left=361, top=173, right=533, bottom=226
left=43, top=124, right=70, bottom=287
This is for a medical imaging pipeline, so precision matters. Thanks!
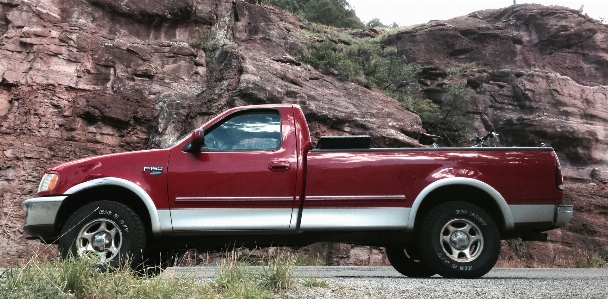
left=204, top=110, right=281, bottom=151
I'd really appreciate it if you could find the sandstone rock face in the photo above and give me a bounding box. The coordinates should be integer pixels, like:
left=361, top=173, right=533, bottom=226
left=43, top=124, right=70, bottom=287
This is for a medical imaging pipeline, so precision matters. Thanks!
left=1, top=1, right=606, bottom=268
left=0, top=0, right=421, bottom=265
left=384, top=4, right=608, bottom=267
left=384, top=5, right=608, bottom=174
left=386, top=4, right=608, bottom=86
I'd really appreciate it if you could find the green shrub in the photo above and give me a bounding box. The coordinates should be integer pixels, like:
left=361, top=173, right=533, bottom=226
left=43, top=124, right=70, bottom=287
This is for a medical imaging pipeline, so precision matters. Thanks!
left=264, top=0, right=365, bottom=29
left=298, top=26, right=478, bottom=146
left=189, top=27, right=221, bottom=52
left=447, top=62, right=480, bottom=76
left=300, top=40, right=418, bottom=91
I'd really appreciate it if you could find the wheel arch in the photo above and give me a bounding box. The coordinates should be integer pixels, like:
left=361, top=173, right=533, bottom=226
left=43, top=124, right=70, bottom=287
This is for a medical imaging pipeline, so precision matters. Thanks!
left=55, top=177, right=163, bottom=237
left=407, top=178, right=514, bottom=231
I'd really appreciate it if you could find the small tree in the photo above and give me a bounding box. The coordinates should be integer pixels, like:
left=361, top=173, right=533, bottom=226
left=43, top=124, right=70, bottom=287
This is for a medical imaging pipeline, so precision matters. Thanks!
left=422, top=84, right=475, bottom=146
left=266, top=0, right=365, bottom=29
left=365, top=18, right=385, bottom=28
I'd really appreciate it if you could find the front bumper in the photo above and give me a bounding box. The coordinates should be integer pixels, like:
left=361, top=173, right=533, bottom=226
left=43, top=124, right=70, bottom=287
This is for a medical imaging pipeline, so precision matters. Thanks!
left=22, top=196, right=66, bottom=242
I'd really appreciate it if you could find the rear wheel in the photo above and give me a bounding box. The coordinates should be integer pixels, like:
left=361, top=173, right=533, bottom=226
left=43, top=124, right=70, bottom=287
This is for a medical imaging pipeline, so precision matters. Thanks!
left=386, top=244, right=436, bottom=277
left=418, top=201, right=500, bottom=279
left=58, top=201, right=146, bottom=271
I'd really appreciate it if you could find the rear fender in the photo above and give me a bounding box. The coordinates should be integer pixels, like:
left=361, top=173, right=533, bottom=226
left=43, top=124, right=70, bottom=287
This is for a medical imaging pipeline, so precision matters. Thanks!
left=407, top=177, right=514, bottom=231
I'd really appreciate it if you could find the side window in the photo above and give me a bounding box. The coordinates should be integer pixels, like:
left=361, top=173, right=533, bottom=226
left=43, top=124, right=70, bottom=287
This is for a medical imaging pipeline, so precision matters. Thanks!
left=204, top=110, right=282, bottom=151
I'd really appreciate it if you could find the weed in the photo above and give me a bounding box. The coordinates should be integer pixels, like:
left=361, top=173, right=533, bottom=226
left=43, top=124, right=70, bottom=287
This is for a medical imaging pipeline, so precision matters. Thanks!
left=262, top=250, right=295, bottom=290
left=495, top=258, right=527, bottom=268
left=601, top=247, right=608, bottom=261
left=371, top=24, right=421, bottom=41
left=214, top=251, right=271, bottom=299
left=446, top=62, right=481, bottom=76
left=506, top=238, right=528, bottom=259
left=300, top=277, right=330, bottom=288
left=292, top=246, right=329, bottom=266
left=577, top=252, right=607, bottom=268
left=0, top=256, right=71, bottom=299
left=190, top=27, right=221, bottom=52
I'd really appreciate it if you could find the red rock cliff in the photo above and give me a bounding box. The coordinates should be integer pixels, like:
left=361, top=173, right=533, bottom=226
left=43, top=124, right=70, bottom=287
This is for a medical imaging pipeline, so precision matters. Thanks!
left=0, top=1, right=606, bottom=267
left=382, top=4, right=608, bottom=267
left=0, top=0, right=421, bottom=265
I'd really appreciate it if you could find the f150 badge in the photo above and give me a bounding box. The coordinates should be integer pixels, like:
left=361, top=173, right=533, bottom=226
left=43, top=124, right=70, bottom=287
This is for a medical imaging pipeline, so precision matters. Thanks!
left=143, top=166, right=163, bottom=176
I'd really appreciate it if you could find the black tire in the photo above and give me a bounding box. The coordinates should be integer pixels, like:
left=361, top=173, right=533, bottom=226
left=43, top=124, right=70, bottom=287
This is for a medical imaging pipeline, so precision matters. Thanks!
left=418, top=201, right=500, bottom=279
left=386, top=245, right=436, bottom=278
left=58, top=200, right=146, bottom=271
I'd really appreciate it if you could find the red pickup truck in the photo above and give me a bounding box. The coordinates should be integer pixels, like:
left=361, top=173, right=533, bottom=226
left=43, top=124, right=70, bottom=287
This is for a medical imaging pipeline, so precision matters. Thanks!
left=22, top=104, right=572, bottom=278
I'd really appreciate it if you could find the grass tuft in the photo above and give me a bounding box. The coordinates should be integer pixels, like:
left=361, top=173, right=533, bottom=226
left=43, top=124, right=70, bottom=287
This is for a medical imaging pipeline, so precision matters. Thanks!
left=262, top=250, right=295, bottom=290
left=300, top=277, right=330, bottom=288
left=577, top=252, right=607, bottom=268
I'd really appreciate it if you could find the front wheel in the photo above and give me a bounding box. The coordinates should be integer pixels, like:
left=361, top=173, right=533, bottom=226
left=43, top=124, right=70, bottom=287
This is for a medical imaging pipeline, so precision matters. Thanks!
left=418, top=201, right=500, bottom=278
left=58, top=201, right=146, bottom=271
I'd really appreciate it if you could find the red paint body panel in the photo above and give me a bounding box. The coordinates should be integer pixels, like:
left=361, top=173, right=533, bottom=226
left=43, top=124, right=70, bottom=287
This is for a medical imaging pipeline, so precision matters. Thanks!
left=42, top=149, right=171, bottom=209
left=306, top=149, right=562, bottom=208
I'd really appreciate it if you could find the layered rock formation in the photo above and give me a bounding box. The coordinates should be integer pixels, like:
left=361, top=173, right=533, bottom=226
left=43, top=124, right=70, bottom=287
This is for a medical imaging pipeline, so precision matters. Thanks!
left=0, top=1, right=606, bottom=267
left=384, top=5, right=608, bottom=173
left=383, top=4, right=608, bottom=266
left=0, top=0, right=422, bottom=265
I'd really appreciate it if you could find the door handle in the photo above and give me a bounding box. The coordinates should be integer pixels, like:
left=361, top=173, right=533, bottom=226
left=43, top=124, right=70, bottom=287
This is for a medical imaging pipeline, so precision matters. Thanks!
left=268, top=161, right=291, bottom=172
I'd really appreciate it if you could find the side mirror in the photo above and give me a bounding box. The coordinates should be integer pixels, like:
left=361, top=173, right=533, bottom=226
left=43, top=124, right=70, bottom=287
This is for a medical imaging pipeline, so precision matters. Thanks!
left=182, top=129, right=205, bottom=153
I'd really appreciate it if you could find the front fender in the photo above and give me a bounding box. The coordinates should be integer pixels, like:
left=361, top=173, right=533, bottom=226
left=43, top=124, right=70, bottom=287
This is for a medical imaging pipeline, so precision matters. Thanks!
left=65, top=177, right=171, bottom=236
left=406, top=177, right=514, bottom=231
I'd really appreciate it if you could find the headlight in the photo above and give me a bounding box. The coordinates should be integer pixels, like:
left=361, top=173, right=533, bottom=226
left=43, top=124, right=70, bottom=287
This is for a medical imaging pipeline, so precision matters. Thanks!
left=38, top=173, right=59, bottom=193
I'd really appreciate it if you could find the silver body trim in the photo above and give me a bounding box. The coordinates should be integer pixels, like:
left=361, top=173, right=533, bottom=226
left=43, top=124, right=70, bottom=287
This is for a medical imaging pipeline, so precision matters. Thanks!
left=305, top=195, right=406, bottom=201
left=299, top=207, right=410, bottom=230
left=22, top=196, right=67, bottom=226
left=408, top=178, right=514, bottom=230
left=509, top=204, right=554, bottom=224
left=508, top=204, right=573, bottom=227
left=176, top=196, right=294, bottom=202
left=170, top=208, right=297, bottom=232
left=65, top=177, right=166, bottom=236
left=157, top=210, right=173, bottom=234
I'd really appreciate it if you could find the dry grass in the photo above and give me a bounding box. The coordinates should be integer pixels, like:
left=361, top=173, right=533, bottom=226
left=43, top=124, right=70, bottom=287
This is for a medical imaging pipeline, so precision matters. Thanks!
left=0, top=248, right=305, bottom=299
left=496, top=243, right=608, bottom=269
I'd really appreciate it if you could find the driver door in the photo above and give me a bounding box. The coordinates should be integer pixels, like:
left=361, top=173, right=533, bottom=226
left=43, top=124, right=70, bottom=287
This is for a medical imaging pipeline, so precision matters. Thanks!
left=167, top=108, right=298, bottom=233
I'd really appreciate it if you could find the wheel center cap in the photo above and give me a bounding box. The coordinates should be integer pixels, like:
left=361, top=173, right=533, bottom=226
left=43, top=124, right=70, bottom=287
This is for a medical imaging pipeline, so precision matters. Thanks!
left=450, top=231, right=470, bottom=250
left=92, top=233, right=111, bottom=250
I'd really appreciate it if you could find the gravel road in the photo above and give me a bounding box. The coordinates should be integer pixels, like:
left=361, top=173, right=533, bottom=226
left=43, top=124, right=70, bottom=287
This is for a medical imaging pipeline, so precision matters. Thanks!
left=164, top=266, right=608, bottom=299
